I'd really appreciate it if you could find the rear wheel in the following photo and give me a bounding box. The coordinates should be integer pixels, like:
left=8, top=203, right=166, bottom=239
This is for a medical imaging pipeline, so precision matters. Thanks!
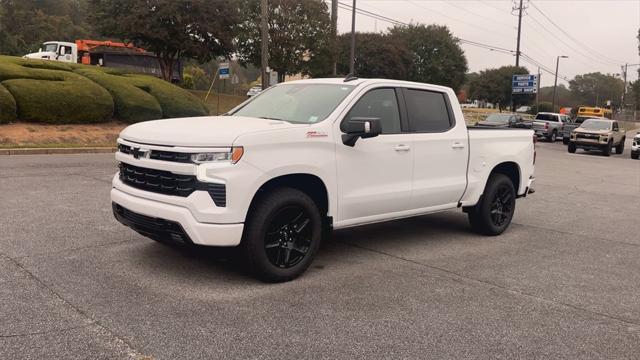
left=568, top=142, right=576, bottom=153
left=548, top=131, right=557, bottom=142
left=467, top=174, right=516, bottom=236
left=602, top=140, right=612, bottom=156
left=242, top=188, right=322, bottom=282
left=615, top=138, right=625, bottom=154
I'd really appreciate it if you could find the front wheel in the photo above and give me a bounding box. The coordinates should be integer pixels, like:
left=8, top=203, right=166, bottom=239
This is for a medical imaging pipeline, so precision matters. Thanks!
left=467, top=174, right=516, bottom=236
left=615, top=138, right=625, bottom=154
left=242, top=188, right=322, bottom=282
left=602, top=140, right=612, bottom=156
left=568, top=142, right=577, bottom=153
left=632, top=152, right=639, bottom=160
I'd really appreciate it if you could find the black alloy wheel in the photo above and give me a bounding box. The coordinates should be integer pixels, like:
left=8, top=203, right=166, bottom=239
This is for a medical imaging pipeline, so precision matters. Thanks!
left=264, top=206, right=312, bottom=268
left=489, top=184, right=514, bottom=228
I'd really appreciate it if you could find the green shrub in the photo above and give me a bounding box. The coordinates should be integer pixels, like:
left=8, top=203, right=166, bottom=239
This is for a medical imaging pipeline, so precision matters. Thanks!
left=128, top=74, right=209, bottom=118
left=74, top=68, right=163, bottom=123
left=0, top=83, right=17, bottom=124
left=0, top=55, right=208, bottom=124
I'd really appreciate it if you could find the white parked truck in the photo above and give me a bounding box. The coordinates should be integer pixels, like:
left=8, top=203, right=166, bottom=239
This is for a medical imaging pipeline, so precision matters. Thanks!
left=23, top=41, right=78, bottom=63
left=111, top=78, right=536, bottom=282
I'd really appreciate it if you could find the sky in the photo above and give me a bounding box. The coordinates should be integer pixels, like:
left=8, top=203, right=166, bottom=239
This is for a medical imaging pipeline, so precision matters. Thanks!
left=334, top=0, right=640, bottom=87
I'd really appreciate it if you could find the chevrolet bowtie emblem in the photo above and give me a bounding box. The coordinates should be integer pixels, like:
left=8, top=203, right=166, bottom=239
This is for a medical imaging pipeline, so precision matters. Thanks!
left=131, top=147, right=149, bottom=159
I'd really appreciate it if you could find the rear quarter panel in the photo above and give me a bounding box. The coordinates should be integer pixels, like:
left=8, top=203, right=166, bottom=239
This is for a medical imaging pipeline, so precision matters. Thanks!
left=462, top=129, right=535, bottom=206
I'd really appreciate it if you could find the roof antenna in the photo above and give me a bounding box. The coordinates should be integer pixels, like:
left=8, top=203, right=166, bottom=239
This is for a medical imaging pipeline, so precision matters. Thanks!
left=344, top=73, right=358, bottom=82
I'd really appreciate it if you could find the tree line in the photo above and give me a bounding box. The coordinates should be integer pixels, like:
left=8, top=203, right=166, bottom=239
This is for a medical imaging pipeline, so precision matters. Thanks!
left=1, top=0, right=637, bottom=111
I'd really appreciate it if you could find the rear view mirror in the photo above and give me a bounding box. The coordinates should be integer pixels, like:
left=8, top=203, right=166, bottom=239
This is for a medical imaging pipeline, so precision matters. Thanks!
left=342, top=117, right=382, bottom=147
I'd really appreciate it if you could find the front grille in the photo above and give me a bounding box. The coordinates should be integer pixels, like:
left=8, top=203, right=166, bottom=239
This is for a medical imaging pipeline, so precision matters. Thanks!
left=118, top=143, right=191, bottom=163
left=119, top=163, right=226, bottom=206
left=577, top=134, right=599, bottom=140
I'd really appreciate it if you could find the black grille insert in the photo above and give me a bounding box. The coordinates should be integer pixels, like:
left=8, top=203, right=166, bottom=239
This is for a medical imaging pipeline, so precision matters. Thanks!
left=119, top=162, right=226, bottom=206
left=112, top=203, right=192, bottom=243
left=118, top=144, right=192, bottom=163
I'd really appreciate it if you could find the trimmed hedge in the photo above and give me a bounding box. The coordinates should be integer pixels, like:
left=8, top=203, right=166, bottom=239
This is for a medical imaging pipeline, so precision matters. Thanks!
left=0, top=83, right=17, bottom=124
left=0, top=56, right=114, bottom=124
left=0, top=55, right=209, bottom=124
left=74, top=68, right=163, bottom=123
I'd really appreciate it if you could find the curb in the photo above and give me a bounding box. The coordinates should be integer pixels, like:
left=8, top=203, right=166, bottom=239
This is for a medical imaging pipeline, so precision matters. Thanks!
left=0, top=147, right=116, bottom=155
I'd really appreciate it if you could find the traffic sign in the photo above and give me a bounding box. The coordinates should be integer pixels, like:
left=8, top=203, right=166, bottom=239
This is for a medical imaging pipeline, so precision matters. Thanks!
left=512, top=74, right=538, bottom=94
left=218, top=62, right=230, bottom=79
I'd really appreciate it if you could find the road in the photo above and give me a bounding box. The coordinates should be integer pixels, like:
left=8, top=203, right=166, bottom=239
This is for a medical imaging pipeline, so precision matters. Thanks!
left=1, top=135, right=639, bottom=359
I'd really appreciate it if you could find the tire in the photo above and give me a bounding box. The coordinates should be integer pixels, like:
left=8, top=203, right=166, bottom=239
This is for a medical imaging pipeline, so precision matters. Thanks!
left=632, top=152, right=639, bottom=160
left=615, top=138, right=625, bottom=154
left=549, top=131, right=557, bottom=142
left=568, top=142, right=576, bottom=153
left=467, top=173, right=516, bottom=236
left=602, top=140, right=612, bottom=157
left=242, top=188, right=322, bottom=282
left=563, top=137, right=569, bottom=145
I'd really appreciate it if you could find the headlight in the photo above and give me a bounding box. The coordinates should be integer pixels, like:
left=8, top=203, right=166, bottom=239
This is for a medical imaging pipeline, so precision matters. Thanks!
left=599, top=135, right=608, bottom=141
left=191, top=146, right=244, bottom=164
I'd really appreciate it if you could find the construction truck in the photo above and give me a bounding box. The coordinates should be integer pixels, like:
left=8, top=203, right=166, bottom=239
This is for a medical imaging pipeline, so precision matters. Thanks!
left=23, top=40, right=182, bottom=82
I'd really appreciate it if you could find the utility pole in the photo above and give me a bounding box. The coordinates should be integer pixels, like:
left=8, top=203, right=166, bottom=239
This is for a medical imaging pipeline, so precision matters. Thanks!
left=349, top=0, right=356, bottom=75
left=260, top=0, right=269, bottom=90
left=515, top=0, right=523, bottom=67
left=536, top=67, right=540, bottom=111
left=621, top=64, right=628, bottom=110
left=331, top=0, right=338, bottom=76
left=551, top=55, right=568, bottom=112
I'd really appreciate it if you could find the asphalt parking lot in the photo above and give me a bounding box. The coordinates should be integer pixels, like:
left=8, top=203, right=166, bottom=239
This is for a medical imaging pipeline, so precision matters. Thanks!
left=1, top=132, right=639, bottom=359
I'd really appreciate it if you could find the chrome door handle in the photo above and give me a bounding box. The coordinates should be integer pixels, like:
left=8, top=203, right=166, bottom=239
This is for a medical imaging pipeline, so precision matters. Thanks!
left=394, top=144, right=411, bottom=152
left=452, top=142, right=465, bottom=149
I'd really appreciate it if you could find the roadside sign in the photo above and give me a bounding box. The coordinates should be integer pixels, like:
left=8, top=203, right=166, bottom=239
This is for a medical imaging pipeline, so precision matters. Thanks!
left=218, top=62, right=230, bottom=79
left=512, top=74, right=538, bottom=94
left=269, top=71, right=278, bottom=86
left=231, top=73, right=239, bottom=85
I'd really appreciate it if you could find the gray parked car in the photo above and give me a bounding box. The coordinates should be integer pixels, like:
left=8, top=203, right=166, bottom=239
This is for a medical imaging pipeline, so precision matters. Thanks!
left=476, top=113, right=533, bottom=129
left=532, top=112, right=571, bottom=142
left=562, top=116, right=603, bottom=144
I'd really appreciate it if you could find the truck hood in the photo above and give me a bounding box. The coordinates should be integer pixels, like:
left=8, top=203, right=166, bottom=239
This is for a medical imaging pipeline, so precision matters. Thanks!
left=573, top=128, right=610, bottom=135
left=23, top=51, right=56, bottom=59
left=120, top=116, right=305, bottom=147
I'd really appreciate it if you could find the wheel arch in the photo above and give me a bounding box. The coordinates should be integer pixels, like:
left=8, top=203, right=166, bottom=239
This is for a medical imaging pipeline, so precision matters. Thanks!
left=489, top=161, right=521, bottom=194
left=246, top=173, right=330, bottom=223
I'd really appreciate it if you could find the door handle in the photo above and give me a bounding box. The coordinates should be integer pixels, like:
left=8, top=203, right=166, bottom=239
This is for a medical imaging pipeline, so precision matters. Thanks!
left=394, top=144, right=411, bottom=152
left=451, top=142, right=465, bottom=149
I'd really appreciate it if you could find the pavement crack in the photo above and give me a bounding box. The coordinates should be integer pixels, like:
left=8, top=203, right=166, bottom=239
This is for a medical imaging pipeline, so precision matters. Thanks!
left=337, top=240, right=640, bottom=328
left=0, top=251, right=150, bottom=359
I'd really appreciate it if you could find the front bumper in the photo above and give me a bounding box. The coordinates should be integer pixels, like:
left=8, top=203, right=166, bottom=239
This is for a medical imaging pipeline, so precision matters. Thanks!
left=111, top=188, right=243, bottom=246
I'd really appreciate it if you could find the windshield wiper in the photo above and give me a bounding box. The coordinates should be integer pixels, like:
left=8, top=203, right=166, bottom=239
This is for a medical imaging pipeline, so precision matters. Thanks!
left=258, top=116, right=284, bottom=121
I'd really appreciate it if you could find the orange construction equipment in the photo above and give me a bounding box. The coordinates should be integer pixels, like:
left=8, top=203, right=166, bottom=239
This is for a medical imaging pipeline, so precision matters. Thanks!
left=75, top=40, right=146, bottom=65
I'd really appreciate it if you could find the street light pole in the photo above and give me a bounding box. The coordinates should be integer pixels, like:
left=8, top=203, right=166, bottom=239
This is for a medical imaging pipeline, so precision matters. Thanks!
left=551, top=55, right=568, bottom=112
left=349, top=0, right=356, bottom=75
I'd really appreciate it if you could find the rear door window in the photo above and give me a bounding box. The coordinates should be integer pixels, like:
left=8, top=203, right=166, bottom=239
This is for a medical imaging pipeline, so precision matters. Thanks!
left=535, top=114, right=559, bottom=122
left=402, top=89, right=453, bottom=132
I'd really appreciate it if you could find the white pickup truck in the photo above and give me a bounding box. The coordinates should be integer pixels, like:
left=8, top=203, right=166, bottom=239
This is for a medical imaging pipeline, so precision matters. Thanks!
left=111, top=78, right=536, bottom=282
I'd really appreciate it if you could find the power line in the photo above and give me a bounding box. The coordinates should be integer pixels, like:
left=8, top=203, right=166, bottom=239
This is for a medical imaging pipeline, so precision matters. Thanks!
left=529, top=1, right=626, bottom=65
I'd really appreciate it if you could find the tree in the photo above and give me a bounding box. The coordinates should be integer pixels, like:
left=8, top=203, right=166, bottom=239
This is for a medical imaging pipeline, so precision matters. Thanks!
left=333, top=32, right=412, bottom=79
left=389, top=24, right=468, bottom=92
left=468, top=66, right=532, bottom=110
left=569, top=72, right=624, bottom=107
left=235, top=0, right=331, bottom=82
left=0, top=0, right=93, bottom=55
left=90, top=0, right=239, bottom=81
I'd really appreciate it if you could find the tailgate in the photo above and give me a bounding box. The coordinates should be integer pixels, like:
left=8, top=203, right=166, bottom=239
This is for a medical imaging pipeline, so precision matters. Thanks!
left=532, top=121, right=547, bottom=131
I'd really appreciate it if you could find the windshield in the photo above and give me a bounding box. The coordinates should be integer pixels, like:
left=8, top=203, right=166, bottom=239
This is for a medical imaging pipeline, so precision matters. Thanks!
left=231, top=83, right=355, bottom=124
left=43, top=43, right=58, bottom=52
left=535, top=113, right=558, bottom=122
left=484, top=114, right=511, bottom=124
left=580, top=119, right=611, bottom=131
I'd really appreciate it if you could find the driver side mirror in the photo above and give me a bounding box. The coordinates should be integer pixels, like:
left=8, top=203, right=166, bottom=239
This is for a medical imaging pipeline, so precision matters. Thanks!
left=342, top=117, right=382, bottom=147
left=59, top=47, right=66, bottom=55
